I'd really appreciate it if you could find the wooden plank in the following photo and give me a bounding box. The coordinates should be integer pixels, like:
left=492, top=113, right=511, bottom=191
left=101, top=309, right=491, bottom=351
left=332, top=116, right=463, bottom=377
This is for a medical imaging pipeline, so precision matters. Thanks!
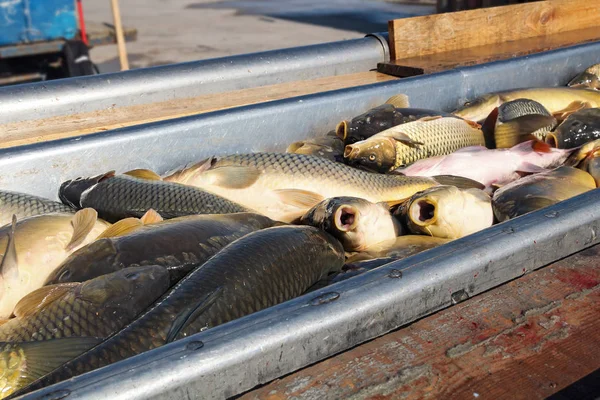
left=241, top=244, right=600, bottom=399
left=389, top=0, right=600, bottom=60
left=379, top=26, right=600, bottom=77
left=0, top=71, right=396, bottom=149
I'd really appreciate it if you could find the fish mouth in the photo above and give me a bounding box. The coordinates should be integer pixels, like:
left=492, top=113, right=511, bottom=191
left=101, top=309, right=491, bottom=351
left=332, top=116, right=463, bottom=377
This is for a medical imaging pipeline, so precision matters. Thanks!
left=409, top=199, right=437, bottom=226
left=336, top=120, right=348, bottom=140
left=334, top=205, right=359, bottom=232
left=545, top=133, right=558, bottom=148
left=344, top=145, right=359, bottom=159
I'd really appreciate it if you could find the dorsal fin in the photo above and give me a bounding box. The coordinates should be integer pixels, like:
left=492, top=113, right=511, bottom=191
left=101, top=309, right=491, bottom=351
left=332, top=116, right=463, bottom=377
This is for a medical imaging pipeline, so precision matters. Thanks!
left=140, top=209, right=163, bottom=224
left=385, top=94, right=410, bottom=108
left=96, top=218, right=143, bottom=239
left=123, top=169, right=162, bottom=181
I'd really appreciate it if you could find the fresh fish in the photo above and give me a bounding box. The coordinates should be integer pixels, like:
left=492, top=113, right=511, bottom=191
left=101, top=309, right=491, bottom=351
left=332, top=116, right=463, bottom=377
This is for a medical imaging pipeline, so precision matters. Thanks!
left=492, top=166, right=596, bottom=221
left=397, top=141, right=573, bottom=191
left=344, top=116, right=485, bottom=172
left=337, top=96, right=455, bottom=145
left=568, top=63, right=600, bottom=90
left=573, top=141, right=600, bottom=186
left=347, top=235, right=450, bottom=263
left=396, top=186, right=493, bottom=239
left=0, top=190, right=73, bottom=227
left=0, top=266, right=169, bottom=398
left=45, top=213, right=279, bottom=286
left=162, top=152, right=478, bottom=223
left=483, top=99, right=557, bottom=148
left=453, top=87, right=600, bottom=123
left=545, top=108, right=600, bottom=149
left=18, top=226, right=345, bottom=394
left=59, top=171, right=249, bottom=223
left=299, top=197, right=402, bottom=252
left=286, top=130, right=345, bottom=162
left=0, top=210, right=110, bottom=319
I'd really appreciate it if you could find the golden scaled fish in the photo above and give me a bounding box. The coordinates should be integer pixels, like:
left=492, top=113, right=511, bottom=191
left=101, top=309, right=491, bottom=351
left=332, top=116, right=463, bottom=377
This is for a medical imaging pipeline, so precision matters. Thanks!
left=396, top=186, right=493, bottom=239
left=568, top=63, right=600, bottom=90
left=492, top=166, right=596, bottom=221
left=162, top=152, right=481, bottom=223
left=454, top=87, right=600, bottom=123
left=344, top=116, right=485, bottom=172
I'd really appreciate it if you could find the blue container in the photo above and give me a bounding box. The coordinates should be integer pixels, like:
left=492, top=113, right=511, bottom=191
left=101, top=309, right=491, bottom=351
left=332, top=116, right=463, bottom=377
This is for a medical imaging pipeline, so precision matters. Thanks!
left=0, top=0, right=77, bottom=47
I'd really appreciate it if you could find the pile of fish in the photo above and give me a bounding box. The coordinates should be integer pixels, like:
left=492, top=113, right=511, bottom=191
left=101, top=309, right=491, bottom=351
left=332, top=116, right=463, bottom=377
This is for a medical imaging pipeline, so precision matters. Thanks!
left=1, top=64, right=600, bottom=398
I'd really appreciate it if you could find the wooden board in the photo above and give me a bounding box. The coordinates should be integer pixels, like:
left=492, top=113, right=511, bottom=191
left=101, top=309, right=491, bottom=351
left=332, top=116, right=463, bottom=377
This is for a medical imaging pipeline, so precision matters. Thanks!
left=242, top=244, right=600, bottom=399
left=388, top=0, right=600, bottom=60
left=0, top=71, right=396, bottom=149
left=379, top=26, right=600, bottom=77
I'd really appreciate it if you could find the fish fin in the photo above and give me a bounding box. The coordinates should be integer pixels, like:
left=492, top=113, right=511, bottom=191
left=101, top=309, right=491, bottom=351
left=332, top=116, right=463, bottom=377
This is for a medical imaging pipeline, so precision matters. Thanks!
left=65, top=208, right=99, bottom=251
left=481, top=107, right=499, bottom=148
left=494, top=114, right=556, bottom=149
left=277, top=210, right=307, bottom=224
left=123, top=169, right=162, bottom=181
left=433, top=175, right=485, bottom=190
left=140, top=209, right=163, bottom=225
left=162, top=157, right=216, bottom=183
left=516, top=162, right=548, bottom=175
left=202, top=166, right=261, bottom=189
left=531, top=140, right=552, bottom=153
left=384, top=130, right=424, bottom=148
left=6, top=337, right=102, bottom=387
left=0, top=215, right=19, bottom=284
left=96, top=217, right=143, bottom=239
left=13, top=283, right=79, bottom=318
left=417, top=115, right=443, bottom=122
left=336, top=121, right=348, bottom=141
left=552, top=101, right=591, bottom=120
left=385, top=94, right=410, bottom=108
left=464, top=119, right=481, bottom=129
left=274, top=189, right=325, bottom=209
left=166, top=287, right=224, bottom=343
left=286, top=141, right=304, bottom=153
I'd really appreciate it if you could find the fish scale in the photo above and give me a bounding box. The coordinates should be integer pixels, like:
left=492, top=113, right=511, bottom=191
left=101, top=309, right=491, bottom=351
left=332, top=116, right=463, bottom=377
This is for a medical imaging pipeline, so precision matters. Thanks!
left=19, top=226, right=345, bottom=394
left=0, top=191, right=73, bottom=227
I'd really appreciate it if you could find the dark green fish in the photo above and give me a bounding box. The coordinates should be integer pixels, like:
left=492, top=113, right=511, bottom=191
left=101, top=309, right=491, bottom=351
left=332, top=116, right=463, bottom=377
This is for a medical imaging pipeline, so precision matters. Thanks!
left=58, top=171, right=249, bottom=223
left=546, top=108, right=600, bottom=149
left=16, top=226, right=344, bottom=395
left=0, top=190, right=73, bottom=227
left=286, top=130, right=345, bottom=162
left=45, top=213, right=279, bottom=286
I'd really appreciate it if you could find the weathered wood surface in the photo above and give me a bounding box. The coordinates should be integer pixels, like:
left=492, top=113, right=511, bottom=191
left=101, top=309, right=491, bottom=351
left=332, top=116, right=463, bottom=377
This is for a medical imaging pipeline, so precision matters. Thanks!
left=0, top=71, right=396, bottom=149
left=242, top=244, right=600, bottom=399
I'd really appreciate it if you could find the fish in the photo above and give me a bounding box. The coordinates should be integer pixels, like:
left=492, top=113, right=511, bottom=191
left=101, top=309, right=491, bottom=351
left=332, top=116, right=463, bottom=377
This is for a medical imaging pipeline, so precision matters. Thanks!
left=568, top=63, right=600, bottom=90
left=492, top=166, right=596, bottom=221
left=162, top=152, right=480, bottom=223
left=397, top=141, right=573, bottom=191
left=453, top=87, right=600, bottom=123
left=545, top=108, right=600, bottom=149
left=346, top=235, right=450, bottom=263
left=0, top=266, right=170, bottom=398
left=326, top=257, right=398, bottom=285
left=396, top=186, right=493, bottom=239
left=17, top=226, right=345, bottom=394
left=0, top=190, right=73, bottom=228
left=299, top=197, right=403, bottom=252
left=483, top=99, right=557, bottom=148
left=286, top=130, right=345, bottom=162
left=337, top=94, right=455, bottom=145
left=0, top=210, right=110, bottom=319
left=45, top=213, right=279, bottom=286
left=344, top=116, right=485, bottom=172
left=573, top=141, right=600, bottom=186
left=59, top=171, right=250, bottom=223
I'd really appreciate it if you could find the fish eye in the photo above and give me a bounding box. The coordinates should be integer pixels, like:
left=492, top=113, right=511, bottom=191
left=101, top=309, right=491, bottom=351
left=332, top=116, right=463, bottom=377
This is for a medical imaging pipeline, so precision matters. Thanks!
left=464, top=101, right=471, bottom=106
left=125, top=272, right=141, bottom=279
left=368, top=154, right=376, bottom=161
left=59, top=270, right=71, bottom=281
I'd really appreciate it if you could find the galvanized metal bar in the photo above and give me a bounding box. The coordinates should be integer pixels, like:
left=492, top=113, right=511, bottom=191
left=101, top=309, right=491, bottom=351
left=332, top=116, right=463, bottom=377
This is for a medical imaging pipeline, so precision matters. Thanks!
left=0, top=34, right=388, bottom=124
left=17, top=189, right=600, bottom=400
left=0, top=41, right=598, bottom=201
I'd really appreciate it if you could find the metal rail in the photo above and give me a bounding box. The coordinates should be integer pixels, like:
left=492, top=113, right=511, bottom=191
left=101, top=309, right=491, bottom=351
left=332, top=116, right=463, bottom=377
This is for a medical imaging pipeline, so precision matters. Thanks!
left=17, top=189, right=600, bottom=399
left=0, top=33, right=389, bottom=124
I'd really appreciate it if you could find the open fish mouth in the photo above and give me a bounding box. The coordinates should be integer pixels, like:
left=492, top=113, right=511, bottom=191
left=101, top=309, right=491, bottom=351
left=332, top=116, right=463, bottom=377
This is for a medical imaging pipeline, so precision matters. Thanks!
left=409, top=199, right=437, bottom=226
left=334, top=205, right=359, bottom=232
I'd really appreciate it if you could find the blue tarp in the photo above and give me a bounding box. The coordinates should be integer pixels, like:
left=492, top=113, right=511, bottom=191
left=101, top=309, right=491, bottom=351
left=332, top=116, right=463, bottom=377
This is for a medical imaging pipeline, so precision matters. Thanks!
left=0, top=0, right=77, bottom=46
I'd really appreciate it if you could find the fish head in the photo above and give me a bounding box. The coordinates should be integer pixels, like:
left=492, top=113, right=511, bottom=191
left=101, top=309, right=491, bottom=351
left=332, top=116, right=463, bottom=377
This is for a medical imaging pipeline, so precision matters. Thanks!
left=568, top=72, right=600, bottom=90
left=549, top=109, right=600, bottom=149
left=300, top=197, right=399, bottom=252
left=344, top=137, right=396, bottom=173
left=453, top=94, right=501, bottom=122
left=59, top=171, right=115, bottom=208
left=44, top=238, right=120, bottom=285
left=343, top=104, right=398, bottom=145
left=405, top=186, right=492, bottom=239
left=77, top=265, right=169, bottom=317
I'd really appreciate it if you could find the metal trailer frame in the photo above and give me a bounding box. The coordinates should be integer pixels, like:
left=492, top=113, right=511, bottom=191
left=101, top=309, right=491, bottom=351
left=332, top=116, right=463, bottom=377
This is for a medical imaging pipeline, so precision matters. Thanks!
left=0, top=33, right=389, bottom=124
left=6, top=41, right=600, bottom=399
